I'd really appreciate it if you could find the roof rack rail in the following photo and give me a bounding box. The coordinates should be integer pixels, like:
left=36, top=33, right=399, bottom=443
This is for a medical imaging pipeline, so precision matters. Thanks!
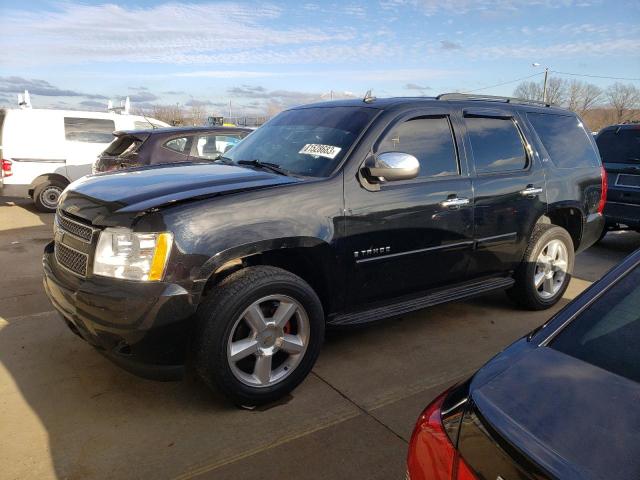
left=436, top=93, right=552, bottom=107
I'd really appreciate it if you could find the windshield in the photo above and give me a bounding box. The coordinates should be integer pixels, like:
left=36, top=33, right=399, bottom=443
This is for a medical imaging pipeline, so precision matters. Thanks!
left=596, top=128, right=640, bottom=164
left=223, top=106, right=379, bottom=177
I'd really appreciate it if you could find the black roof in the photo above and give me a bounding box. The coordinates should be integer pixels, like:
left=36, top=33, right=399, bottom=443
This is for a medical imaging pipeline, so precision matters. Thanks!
left=114, top=125, right=253, bottom=136
left=292, top=94, right=569, bottom=114
left=599, top=123, right=640, bottom=131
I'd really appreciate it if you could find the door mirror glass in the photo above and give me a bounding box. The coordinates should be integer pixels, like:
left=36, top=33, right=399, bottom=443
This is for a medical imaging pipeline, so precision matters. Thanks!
left=366, top=152, right=420, bottom=182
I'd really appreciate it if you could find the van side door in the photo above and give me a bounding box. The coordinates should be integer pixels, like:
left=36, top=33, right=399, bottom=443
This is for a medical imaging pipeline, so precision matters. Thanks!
left=461, top=108, right=546, bottom=278
left=343, top=107, right=474, bottom=308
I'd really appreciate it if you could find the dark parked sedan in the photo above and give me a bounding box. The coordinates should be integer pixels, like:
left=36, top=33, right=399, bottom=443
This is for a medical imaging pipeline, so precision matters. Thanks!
left=407, top=248, right=640, bottom=480
left=93, top=126, right=252, bottom=173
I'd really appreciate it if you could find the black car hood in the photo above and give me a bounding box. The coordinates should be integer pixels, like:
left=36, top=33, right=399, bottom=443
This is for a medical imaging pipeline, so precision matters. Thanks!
left=58, top=163, right=300, bottom=223
left=471, top=347, right=640, bottom=480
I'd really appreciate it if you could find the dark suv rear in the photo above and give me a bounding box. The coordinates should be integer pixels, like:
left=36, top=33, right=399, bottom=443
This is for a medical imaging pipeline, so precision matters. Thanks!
left=93, top=126, right=252, bottom=173
left=43, top=94, right=605, bottom=407
left=596, top=124, right=640, bottom=235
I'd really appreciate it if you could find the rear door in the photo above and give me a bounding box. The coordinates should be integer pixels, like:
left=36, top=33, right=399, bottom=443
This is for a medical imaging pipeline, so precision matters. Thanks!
left=461, top=108, right=546, bottom=277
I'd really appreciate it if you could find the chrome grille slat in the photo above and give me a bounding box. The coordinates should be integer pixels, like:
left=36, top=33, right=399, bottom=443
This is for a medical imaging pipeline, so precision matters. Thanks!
left=56, top=213, right=96, bottom=242
left=55, top=242, right=88, bottom=276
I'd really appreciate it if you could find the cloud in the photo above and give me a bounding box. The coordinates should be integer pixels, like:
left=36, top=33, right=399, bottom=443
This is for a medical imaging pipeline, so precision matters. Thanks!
left=127, top=92, right=159, bottom=102
left=404, top=83, right=432, bottom=91
left=162, top=90, right=186, bottom=95
left=440, top=40, right=462, bottom=50
left=227, top=85, right=357, bottom=109
left=1, top=2, right=357, bottom=66
left=79, top=100, right=107, bottom=109
left=380, top=0, right=601, bottom=15
left=184, top=99, right=226, bottom=107
left=129, top=86, right=149, bottom=91
left=174, top=71, right=278, bottom=78
left=0, top=76, right=107, bottom=99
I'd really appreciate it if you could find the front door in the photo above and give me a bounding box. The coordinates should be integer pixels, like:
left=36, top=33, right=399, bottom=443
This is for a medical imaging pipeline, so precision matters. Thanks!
left=343, top=109, right=474, bottom=308
left=460, top=108, right=547, bottom=277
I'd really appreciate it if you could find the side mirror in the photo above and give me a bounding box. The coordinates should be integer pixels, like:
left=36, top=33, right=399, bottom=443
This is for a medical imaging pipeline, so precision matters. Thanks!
left=365, top=152, right=420, bottom=182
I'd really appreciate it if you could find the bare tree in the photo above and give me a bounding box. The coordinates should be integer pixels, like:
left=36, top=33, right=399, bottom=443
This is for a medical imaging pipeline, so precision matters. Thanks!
left=606, top=82, right=640, bottom=123
left=545, top=77, right=567, bottom=105
left=188, top=104, right=207, bottom=126
left=513, top=77, right=566, bottom=104
left=565, top=80, right=602, bottom=116
left=514, top=81, right=543, bottom=101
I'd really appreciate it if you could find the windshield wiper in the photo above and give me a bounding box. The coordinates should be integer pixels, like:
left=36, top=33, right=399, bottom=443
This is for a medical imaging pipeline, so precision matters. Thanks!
left=236, top=159, right=290, bottom=176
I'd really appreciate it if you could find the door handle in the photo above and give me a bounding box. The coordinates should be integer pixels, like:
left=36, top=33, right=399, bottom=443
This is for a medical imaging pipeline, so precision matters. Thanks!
left=441, top=197, right=470, bottom=209
left=520, top=186, right=544, bottom=197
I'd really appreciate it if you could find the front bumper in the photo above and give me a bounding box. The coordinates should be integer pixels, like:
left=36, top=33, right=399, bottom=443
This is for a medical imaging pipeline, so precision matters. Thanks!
left=42, top=241, right=196, bottom=380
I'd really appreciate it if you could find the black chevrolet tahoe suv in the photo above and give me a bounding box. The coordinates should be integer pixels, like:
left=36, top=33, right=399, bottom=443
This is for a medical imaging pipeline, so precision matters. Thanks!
left=43, top=94, right=606, bottom=406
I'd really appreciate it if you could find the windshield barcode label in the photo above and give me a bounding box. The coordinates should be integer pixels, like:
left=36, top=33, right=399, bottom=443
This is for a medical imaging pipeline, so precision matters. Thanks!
left=299, top=144, right=342, bottom=159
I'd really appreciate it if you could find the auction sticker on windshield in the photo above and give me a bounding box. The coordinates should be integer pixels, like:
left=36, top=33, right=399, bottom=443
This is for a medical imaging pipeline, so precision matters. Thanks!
left=299, top=144, right=342, bottom=159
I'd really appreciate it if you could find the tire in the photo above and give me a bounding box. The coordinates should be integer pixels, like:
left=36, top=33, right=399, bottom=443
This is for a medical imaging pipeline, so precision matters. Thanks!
left=195, top=266, right=325, bottom=407
left=33, top=179, right=67, bottom=213
left=507, top=224, right=575, bottom=310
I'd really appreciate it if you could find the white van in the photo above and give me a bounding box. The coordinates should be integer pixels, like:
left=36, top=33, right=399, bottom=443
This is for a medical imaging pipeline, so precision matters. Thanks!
left=0, top=97, right=168, bottom=212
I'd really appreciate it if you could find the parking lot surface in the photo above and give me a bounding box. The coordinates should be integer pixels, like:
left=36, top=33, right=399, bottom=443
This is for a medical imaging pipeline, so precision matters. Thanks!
left=1, top=197, right=638, bottom=480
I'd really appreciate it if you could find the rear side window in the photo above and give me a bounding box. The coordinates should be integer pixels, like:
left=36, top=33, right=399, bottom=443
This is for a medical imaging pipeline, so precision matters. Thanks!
left=163, top=136, right=190, bottom=154
left=596, top=129, right=640, bottom=164
left=551, top=264, right=640, bottom=383
left=527, top=113, right=600, bottom=168
left=377, top=116, right=459, bottom=178
left=465, top=117, right=527, bottom=173
left=64, top=117, right=115, bottom=143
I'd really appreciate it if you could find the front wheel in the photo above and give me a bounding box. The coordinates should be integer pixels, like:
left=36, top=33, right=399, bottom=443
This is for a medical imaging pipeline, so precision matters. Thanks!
left=508, top=224, right=575, bottom=310
left=33, top=179, right=67, bottom=213
left=195, top=266, right=324, bottom=407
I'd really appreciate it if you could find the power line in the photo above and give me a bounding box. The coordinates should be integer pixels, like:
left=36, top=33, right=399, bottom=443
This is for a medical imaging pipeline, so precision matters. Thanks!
left=463, top=72, right=544, bottom=93
left=550, top=70, right=640, bottom=82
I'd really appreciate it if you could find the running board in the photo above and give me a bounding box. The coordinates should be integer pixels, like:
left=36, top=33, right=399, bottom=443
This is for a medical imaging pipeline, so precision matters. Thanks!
left=328, top=277, right=515, bottom=327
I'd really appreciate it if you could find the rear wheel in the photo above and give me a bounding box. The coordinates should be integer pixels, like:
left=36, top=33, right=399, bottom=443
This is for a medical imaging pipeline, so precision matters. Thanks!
left=196, top=266, right=324, bottom=407
left=508, top=224, right=574, bottom=310
left=33, top=179, right=67, bottom=212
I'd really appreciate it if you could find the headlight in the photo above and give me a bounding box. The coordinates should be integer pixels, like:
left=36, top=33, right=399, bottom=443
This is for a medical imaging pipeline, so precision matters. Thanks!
left=93, top=228, right=173, bottom=281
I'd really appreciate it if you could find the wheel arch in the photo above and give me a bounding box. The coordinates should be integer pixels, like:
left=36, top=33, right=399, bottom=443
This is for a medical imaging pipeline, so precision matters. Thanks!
left=28, top=173, right=70, bottom=196
left=197, top=237, right=342, bottom=316
left=537, top=204, right=584, bottom=251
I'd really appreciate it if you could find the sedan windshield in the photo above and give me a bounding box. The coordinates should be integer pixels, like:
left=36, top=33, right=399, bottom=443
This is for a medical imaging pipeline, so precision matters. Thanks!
left=223, top=106, right=379, bottom=177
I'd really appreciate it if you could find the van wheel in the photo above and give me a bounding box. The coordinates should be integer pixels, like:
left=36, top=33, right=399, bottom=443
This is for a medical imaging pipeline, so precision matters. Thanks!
left=195, top=266, right=324, bottom=407
left=33, top=180, right=66, bottom=213
left=508, top=224, right=574, bottom=310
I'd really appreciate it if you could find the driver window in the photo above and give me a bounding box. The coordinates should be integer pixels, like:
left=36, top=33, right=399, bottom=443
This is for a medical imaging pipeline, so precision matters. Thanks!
left=377, top=117, right=459, bottom=178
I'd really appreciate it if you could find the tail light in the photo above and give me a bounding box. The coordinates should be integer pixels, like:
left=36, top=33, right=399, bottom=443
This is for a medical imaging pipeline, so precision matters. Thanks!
left=407, top=391, right=478, bottom=480
left=597, top=165, right=607, bottom=214
left=2, top=159, right=12, bottom=177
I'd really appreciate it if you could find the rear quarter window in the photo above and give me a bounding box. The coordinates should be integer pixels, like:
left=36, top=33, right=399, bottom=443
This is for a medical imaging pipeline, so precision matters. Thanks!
left=596, top=129, right=640, bottom=164
left=527, top=112, right=600, bottom=168
left=551, top=264, right=640, bottom=383
left=64, top=117, right=115, bottom=143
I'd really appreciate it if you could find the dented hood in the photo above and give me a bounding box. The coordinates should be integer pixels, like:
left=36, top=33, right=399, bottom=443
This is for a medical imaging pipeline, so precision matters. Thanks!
left=57, top=162, right=300, bottom=224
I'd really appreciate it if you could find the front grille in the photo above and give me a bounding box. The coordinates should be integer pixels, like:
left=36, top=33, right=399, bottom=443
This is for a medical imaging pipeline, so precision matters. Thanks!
left=56, top=213, right=95, bottom=242
left=616, top=174, right=640, bottom=188
left=55, top=242, right=88, bottom=276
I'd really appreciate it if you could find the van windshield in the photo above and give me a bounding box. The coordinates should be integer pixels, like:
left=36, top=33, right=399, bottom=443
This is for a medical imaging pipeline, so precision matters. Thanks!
left=223, top=106, right=378, bottom=177
left=596, top=128, right=640, bottom=164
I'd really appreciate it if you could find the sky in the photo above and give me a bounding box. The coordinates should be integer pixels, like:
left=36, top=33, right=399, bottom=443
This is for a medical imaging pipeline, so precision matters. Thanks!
left=0, top=0, right=639, bottom=116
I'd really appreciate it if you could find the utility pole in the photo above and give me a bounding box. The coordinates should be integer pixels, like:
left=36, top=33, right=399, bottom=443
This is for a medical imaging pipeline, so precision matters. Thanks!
left=542, top=67, right=549, bottom=104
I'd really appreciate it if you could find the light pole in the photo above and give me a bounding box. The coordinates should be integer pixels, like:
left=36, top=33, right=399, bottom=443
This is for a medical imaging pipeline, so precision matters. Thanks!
left=532, top=63, right=549, bottom=103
